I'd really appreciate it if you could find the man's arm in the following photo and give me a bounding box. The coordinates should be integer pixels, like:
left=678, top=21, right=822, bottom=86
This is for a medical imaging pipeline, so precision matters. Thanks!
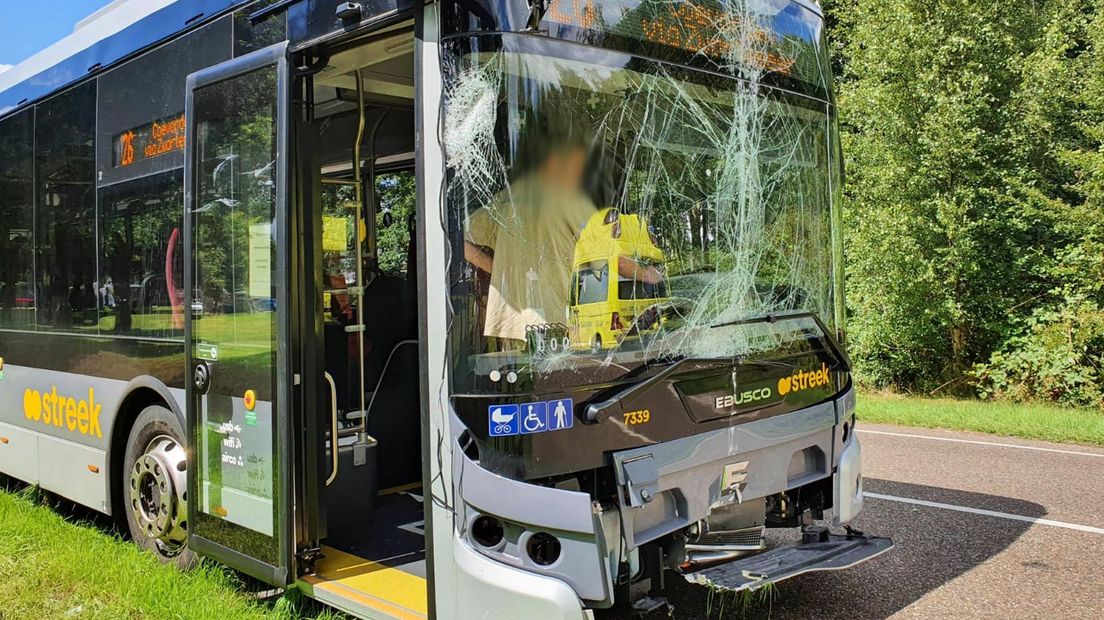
left=465, top=241, right=493, bottom=274
left=464, top=207, right=496, bottom=274
left=618, top=255, right=662, bottom=284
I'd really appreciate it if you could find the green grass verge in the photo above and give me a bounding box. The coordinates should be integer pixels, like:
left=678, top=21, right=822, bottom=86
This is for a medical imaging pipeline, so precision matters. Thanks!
left=0, top=486, right=340, bottom=620
left=857, top=393, right=1104, bottom=447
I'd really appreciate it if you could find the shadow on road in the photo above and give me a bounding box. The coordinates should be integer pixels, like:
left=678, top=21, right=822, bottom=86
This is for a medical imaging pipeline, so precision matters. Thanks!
left=599, top=479, right=1043, bottom=619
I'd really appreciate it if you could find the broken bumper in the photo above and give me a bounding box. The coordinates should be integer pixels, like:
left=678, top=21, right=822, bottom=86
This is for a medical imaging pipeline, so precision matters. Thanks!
left=685, top=533, right=893, bottom=592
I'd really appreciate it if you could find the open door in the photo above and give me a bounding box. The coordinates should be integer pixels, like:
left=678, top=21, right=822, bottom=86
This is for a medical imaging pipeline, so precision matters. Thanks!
left=184, top=43, right=293, bottom=585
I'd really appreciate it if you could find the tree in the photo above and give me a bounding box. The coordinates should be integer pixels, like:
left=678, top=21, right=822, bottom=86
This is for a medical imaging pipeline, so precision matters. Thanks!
left=825, top=0, right=1052, bottom=393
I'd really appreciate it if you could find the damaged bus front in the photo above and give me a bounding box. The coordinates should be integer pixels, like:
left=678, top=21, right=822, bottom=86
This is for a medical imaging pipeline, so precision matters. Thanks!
left=439, top=0, right=891, bottom=613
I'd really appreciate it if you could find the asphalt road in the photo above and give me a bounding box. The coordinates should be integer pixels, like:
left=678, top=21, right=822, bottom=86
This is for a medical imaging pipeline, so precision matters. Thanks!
left=611, top=423, right=1104, bottom=619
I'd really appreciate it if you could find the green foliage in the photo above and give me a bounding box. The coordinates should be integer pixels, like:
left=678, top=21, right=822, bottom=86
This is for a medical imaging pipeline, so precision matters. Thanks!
left=825, top=0, right=1104, bottom=404
left=973, top=297, right=1104, bottom=407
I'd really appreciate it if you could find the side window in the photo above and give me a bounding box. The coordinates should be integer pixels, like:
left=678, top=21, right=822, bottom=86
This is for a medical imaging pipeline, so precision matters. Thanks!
left=35, top=81, right=98, bottom=331
left=99, top=171, right=185, bottom=338
left=618, top=275, right=666, bottom=300
left=234, top=0, right=287, bottom=57
left=97, top=16, right=232, bottom=187
left=376, top=171, right=415, bottom=278
left=576, top=261, right=609, bottom=305
left=0, top=109, right=35, bottom=329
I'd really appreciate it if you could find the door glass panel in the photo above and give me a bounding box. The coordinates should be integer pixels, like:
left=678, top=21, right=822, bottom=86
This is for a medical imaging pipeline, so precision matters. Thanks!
left=190, top=65, right=281, bottom=562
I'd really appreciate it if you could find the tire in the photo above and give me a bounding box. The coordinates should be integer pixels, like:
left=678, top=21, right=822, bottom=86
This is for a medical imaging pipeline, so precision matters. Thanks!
left=122, top=405, right=194, bottom=569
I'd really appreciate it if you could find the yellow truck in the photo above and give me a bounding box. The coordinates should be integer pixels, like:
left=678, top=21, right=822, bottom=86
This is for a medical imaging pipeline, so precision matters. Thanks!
left=570, top=207, right=668, bottom=351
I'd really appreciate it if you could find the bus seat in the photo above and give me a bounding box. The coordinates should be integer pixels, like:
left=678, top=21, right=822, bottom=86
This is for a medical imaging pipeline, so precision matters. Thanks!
left=365, top=340, right=422, bottom=490
left=361, top=275, right=417, bottom=385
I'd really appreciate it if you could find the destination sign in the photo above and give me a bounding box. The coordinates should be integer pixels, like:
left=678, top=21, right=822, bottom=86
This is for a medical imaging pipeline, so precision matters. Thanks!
left=113, top=113, right=186, bottom=168
left=540, top=0, right=813, bottom=78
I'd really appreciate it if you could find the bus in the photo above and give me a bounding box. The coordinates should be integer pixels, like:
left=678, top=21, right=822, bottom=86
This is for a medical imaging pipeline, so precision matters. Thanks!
left=569, top=208, right=669, bottom=353
left=0, top=0, right=892, bottom=618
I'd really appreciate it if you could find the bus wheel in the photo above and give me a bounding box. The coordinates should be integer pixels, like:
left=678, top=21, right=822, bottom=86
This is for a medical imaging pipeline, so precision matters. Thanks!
left=591, top=334, right=603, bottom=353
left=123, top=405, right=194, bottom=568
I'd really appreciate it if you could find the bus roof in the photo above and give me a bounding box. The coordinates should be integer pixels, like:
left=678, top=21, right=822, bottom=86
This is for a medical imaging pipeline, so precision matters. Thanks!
left=0, top=0, right=248, bottom=115
left=0, top=0, right=824, bottom=116
left=0, top=0, right=175, bottom=94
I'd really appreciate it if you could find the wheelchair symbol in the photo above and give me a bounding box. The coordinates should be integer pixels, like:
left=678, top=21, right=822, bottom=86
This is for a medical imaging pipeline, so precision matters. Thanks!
left=520, top=402, right=547, bottom=435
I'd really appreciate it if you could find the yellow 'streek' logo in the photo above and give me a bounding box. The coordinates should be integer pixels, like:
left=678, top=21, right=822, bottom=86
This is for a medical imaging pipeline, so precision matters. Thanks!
left=777, top=364, right=831, bottom=396
left=23, top=387, right=103, bottom=438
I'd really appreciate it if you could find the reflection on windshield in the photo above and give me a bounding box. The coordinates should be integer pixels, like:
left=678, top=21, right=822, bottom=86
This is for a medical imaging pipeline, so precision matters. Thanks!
left=445, top=2, right=838, bottom=389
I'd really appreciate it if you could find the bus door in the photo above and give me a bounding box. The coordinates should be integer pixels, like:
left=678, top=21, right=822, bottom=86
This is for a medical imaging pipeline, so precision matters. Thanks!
left=183, top=43, right=296, bottom=585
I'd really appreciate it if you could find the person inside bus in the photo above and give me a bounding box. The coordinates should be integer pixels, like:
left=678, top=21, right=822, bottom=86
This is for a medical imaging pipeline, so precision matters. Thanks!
left=463, top=122, right=663, bottom=350
left=463, top=122, right=593, bottom=348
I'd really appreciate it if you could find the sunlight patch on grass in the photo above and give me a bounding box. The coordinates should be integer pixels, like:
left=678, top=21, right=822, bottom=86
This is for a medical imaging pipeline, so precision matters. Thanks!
left=857, top=393, right=1104, bottom=446
left=0, top=487, right=340, bottom=619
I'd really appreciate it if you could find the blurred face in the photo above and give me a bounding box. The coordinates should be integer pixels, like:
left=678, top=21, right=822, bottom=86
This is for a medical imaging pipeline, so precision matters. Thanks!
left=539, top=146, right=587, bottom=190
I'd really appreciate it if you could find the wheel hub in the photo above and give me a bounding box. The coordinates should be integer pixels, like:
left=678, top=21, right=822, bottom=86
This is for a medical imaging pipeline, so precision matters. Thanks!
left=129, top=435, right=187, bottom=555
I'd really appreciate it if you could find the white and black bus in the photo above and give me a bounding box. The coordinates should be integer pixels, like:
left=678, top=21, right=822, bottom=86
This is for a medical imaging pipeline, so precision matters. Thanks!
left=0, top=0, right=890, bottom=617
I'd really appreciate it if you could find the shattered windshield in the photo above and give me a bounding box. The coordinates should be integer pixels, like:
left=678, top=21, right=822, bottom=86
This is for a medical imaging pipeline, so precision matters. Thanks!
left=444, top=2, right=841, bottom=393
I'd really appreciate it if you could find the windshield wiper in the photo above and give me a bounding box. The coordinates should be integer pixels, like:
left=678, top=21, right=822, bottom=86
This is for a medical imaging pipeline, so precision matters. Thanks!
left=584, top=357, right=730, bottom=423
left=585, top=313, right=851, bottom=424
left=709, top=310, right=810, bottom=330
left=709, top=311, right=851, bottom=373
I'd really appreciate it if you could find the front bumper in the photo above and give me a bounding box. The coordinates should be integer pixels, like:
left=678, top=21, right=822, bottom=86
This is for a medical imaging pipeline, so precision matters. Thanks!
left=611, top=395, right=840, bottom=550
left=834, top=429, right=864, bottom=525
left=451, top=385, right=890, bottom=611
left=679, top=413, right=890, bottom=593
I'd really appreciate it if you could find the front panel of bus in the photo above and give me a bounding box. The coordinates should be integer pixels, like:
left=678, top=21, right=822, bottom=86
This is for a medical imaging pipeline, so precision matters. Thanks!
left=427, top=0, right=880, bottom=614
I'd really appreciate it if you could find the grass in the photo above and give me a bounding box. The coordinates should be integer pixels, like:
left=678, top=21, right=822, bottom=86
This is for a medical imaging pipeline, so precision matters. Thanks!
left=28, top=311, right=274, bottom=362
left=0, top=483, right=341, bottom=620
left=702, top=582, right=776, bottom=618
left=857, top=392, right=1104, bottom=447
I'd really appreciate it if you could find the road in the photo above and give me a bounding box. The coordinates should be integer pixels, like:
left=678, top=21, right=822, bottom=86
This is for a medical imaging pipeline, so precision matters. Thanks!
left=633, top=424, right=1104, bottom=619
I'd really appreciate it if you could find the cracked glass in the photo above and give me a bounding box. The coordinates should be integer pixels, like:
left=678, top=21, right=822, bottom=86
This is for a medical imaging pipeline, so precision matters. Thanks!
left=444, top=0, right=840, bottom=392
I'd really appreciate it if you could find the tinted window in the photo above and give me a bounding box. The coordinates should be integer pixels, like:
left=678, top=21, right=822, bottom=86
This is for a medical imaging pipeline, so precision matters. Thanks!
left=97, top=16, right=232, bottom=187
left=289, top=0, right=413, bottom=43
left=191, top=64, right=281, bottom=552
left=0, top=109, right=35, bottom=328
left=99, top=171, right=185, bottom=339
left=618, top=278, right=666, bottom=300
left=36, top=81, right=98, bottom=331
left=234, top=0, right=288, bottom=57
left=577, top=262, right=609, bottom=305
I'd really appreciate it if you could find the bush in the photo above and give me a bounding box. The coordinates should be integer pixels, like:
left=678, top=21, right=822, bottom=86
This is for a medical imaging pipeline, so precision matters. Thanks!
left=973, top=295, right=1104, bottom=407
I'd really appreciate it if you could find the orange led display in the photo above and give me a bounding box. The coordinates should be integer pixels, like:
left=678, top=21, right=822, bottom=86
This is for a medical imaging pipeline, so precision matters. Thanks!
left=544, top=0, right=795, bottom=76
left=113, top=113, right=186, bottom=168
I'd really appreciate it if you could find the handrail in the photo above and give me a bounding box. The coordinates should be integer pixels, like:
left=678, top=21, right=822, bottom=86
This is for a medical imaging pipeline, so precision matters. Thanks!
left=324, top=372, right=340, bottom=486
left=361, top=340, right=419, bottom=423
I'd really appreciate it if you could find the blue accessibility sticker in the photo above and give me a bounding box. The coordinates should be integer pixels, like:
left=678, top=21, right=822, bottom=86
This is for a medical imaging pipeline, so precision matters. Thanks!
left=547, top=398, right=574, bottom=431
left=519, top=402, right=548, bottom=434
left=488, top=404, right=520, bottom=437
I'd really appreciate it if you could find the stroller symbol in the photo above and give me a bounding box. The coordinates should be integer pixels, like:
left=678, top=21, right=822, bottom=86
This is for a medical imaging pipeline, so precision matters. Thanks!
left=488, top=405, right=519, bottom=436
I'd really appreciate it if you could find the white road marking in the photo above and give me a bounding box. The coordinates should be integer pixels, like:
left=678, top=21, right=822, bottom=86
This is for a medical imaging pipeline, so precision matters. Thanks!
left=857, top=428, right=1104, bottom=459
left=864, top=492, right=1104, bottom=535
left=398, top=519, right=426, bottom=536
